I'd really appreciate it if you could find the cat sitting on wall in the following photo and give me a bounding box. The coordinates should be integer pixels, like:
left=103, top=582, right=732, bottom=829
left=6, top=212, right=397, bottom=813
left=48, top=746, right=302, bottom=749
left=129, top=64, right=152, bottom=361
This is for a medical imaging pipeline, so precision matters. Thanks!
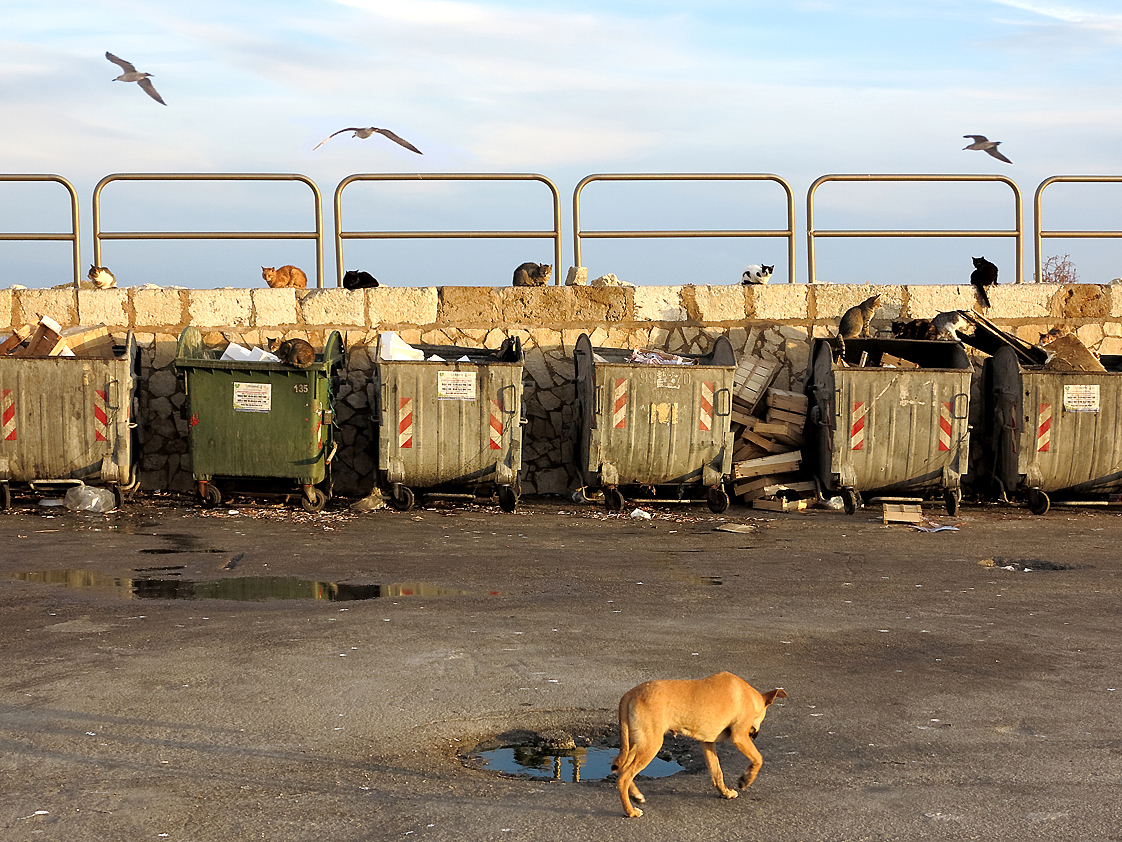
left=512, top=262, right=552, bottom=287
left=741, top=264, right=774, bottom=284
left=262, top=265, right=308, bottom=289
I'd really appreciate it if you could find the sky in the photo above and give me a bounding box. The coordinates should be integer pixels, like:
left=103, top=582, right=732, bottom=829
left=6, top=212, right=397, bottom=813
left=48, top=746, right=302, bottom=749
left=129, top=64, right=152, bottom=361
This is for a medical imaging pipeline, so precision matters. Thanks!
left=3, top=0, right=1122, bottom=288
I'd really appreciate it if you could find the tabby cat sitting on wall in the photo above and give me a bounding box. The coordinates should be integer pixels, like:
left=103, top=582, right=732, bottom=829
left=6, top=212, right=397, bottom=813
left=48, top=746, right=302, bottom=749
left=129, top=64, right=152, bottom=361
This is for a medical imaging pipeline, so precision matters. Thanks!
left=261, top=265, right=308, bottom=289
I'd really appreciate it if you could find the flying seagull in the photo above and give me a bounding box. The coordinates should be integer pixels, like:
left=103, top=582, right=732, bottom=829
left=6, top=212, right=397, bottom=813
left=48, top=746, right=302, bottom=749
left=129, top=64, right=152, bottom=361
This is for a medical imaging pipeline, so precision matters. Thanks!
left=963, top=135, right=1011, bottom=164
left=313, top=127, right=422, bottom=154
left=106, top=52, right=166, bottom=105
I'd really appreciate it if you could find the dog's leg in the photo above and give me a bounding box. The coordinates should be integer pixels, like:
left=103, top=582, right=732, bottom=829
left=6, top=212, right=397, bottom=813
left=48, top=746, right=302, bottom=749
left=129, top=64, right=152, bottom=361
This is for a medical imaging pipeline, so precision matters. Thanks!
left=730, top=729, right=765, bottom=789
left=700, top=741, right=738, bottom=799
left=617, top=741, right=661, bottom=818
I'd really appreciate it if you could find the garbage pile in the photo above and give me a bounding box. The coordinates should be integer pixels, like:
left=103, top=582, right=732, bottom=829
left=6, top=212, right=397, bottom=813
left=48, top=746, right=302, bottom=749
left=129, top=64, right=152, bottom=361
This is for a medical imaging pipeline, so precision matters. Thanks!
left=1, top=316, right=116, bottom=358
left=726, top=355, right=813, bottom=510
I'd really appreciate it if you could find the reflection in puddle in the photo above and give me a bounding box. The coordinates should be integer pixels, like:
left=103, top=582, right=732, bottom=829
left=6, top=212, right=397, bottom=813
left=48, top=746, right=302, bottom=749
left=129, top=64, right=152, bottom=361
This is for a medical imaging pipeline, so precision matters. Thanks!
left=475, top=746, right=682, bottom=782
left=11, top=571, right=473, bottom=602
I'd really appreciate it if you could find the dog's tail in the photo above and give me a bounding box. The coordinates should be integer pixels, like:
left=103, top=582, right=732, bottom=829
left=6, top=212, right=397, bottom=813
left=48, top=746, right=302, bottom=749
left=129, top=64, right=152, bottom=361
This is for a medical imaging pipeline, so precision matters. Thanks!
left=612, top=698, right=635, bottom=774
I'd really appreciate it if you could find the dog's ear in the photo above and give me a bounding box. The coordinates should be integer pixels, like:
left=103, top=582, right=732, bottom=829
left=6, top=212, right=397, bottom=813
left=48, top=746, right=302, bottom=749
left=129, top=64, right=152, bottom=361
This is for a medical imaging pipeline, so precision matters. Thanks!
left=763, top=688, right=788, bottom=706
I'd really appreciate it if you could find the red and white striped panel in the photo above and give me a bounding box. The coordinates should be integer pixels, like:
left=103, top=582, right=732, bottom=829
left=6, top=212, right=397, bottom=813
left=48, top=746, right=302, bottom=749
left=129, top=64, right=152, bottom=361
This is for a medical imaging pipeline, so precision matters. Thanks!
left=490, top=399, right=503, bottom=450
left=612, top=378, right=627, bottom=429
left=398, top=397, right=413, bottom=449
left=1, top=388, right=15, bottom=441
left=94, top=389, right=108, bottom=442
left=849, top=401, right=866, bottom=451
left=937, top=401, right=953, bottom=451
left=698, top=381, right=714, bottom=432
left=1037, top=403, right=1052, bottom=453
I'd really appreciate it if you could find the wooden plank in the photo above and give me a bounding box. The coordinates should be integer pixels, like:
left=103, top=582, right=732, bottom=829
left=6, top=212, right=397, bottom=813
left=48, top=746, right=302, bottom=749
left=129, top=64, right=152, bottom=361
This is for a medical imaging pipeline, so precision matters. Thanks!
left=731, top=407, right=757, bottom=427
left=0, top=325, right=31, bottom=356
left=766, top=388, right=809, bottom=414
left=748, top=419, right=788, bottom=437
left=752, top=497, right=808, bottom=512
left=879, top=352, right=919, bottom=370
left=61, top=325, right=114, bottom=358
left=766, top=406, right=807, bottom=426
left=732, top=355, right=780, bottom=414
left=733, top=475, right=814, bottom=498
left=733, top=451, right=802, bottom=480
left=882, top=502, right=924, bottom=524
left=741, top=428, right=791, bottom=454
left=17, top=317, right=65, bottom=357
left=732, top=440, right=770, bottom=463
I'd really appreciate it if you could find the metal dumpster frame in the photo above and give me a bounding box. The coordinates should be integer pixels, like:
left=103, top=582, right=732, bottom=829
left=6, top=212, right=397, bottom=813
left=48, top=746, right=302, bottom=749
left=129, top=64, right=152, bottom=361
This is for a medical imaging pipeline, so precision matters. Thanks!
left=806, top=337, right=972, bottom=515
left=174, top=328, right=344, bottom=511
left=373, top=336, right=526, bottom=512
left=985, top=344, right=1122, bottom=514
left=0, top=332, right=139, bottom=508
left=573, top=333, right=736, bottom=513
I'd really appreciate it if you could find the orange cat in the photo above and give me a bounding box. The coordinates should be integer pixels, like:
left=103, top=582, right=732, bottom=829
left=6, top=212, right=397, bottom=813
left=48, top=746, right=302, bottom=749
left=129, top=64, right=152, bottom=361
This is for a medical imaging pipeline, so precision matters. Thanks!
left=261, top=265, right=308, bottom=289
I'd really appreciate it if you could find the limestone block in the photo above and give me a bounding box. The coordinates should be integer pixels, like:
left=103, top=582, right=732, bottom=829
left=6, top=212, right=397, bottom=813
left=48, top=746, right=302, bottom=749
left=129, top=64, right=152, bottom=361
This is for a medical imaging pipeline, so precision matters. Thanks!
left=14, top=288, right=77, bottom=327
left=148, top=369, right=178, bottom=399
left=187, top=289, right=255, bottom=328
left=1098, top=336, right=1122, bottom=356
left=498, top=287, right=571, bottom=326
left=565, top=266, right=588, bottom=286
left=298, top=288, right=365, bottom=326
left=523, top=346, right=553, bottom=389
left=77, top=289, right=130, bottom=327
left=437, top=287, right=500, bottom=327
left=252, top=288, right=298, bottom=326
left=132, top=289, right=186, bottom=328
left=687, top=285, right=747, bottom=322
left=0, top=288, right=14, bottom=329
left=1050, top=284, right=1108, bottom=319
left=633, top=285, right=685, bottom=321
left=1076, top=324, right=1104, bottom=348
left=904, top=285, right=983, bottom=318
left=534, top=467, right=571, bottom=494
left=979, top=283, right=1054, bottom=319
left=368, top=287, right=439, bottom=328
left=813, top=284, right=902, bottom=323
left=752, top=284, right=808, bottom=321
left=570, top=286, right=630, bottom=323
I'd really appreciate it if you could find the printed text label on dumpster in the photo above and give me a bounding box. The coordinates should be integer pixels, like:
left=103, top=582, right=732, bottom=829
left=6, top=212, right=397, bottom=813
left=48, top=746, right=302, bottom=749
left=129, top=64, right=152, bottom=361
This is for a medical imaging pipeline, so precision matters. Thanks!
left=437, top=371, right=477, bottom=400
left=233, top=382, right=272, bottom=413
left=1063, top=384, right=1100, bottom=412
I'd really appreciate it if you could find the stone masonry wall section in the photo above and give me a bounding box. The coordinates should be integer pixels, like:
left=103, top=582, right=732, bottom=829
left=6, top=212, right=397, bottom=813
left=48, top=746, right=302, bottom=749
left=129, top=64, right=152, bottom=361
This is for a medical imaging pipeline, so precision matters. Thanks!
left=2, top=282, right=1120, bottom=498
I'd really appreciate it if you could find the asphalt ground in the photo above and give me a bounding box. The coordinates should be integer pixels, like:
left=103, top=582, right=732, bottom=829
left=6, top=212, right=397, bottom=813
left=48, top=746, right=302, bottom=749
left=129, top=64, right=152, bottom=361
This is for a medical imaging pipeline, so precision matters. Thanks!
left=1, top=493, right=1120, bottom=841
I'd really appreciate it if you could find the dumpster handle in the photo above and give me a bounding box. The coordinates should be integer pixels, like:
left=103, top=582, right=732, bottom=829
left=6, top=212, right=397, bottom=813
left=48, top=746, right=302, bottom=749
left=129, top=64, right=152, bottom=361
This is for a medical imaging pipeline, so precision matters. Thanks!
left=498, top=383, right=518, bottom=413
left=380, top=382, right=387, bottom=417
left=951, top=392, right=969, bottom=420
left=715, top=388, right=731, bottom=417
left=106, top=378, right=120, bottom=411
left=594, top=384, right=603, bottom=416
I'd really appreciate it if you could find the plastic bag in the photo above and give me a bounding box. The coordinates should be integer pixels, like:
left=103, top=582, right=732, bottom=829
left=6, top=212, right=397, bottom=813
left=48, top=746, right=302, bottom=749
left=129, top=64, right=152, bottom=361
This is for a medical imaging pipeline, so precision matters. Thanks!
left=64, top=486, right=117, bottom=513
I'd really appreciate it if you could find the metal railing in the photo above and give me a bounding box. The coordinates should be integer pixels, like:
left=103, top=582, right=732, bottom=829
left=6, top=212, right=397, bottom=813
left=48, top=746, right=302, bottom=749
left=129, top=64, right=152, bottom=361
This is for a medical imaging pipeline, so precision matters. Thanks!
left=334, top=173, right=563, bottom=286
left=0, top=175, right=82, bottom=287
left=92, top=173, right=325, bottom=286
left=807, top=174, right=1024, bottom=284
left=572, top=173, right=797, bottom=282
left=1034, top=176, right=1122, bottom=283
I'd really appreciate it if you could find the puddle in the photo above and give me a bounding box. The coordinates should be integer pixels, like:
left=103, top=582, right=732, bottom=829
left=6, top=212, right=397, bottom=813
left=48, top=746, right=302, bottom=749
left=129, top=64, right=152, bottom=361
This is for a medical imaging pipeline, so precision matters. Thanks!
left=10, top=571, right=474, bottom=602
left=981, top=558, right=1077, bottom=572
left=473, top=746, right=682, bottom=783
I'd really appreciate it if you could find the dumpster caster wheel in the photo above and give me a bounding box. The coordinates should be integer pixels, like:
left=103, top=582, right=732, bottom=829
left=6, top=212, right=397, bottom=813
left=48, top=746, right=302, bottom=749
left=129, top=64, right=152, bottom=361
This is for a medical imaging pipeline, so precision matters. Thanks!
left=301, top=487, right=328, bottom=514
left=842, top=488, right=861, bottom=515
left=199, top=483, right=222, bottom=508
left=1028, top=489, right=1050, bottom=516
left=604, top=487, right=625, bottom=513
left=497, top=485, right=518, bottom=513
left=707, top=486, right=730, bottom=514
left=111, top=484, right=125, bottom=510
left=0, top=482, right=10, bottom=511
left=944, top=489, right=961, bottom=516
left=390, top=484, right=415, bottom=512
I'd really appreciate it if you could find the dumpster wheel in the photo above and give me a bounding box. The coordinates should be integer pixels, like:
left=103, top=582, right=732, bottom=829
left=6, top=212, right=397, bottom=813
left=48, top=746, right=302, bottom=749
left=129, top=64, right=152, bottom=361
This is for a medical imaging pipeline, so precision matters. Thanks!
left=390, top=483, right=415, bottom=512
left=1028, top=489, right=1051, bottom=516
left=301, top=487, right=328, bottom=514
left=199, top=482, right=222, bottom=508
left=603, top=487, right=625, bottom=513
left=496, top=484, right=519, bottom=513
left=943, top=488, right=962, bottom=517
left=841, top=488, right=862, bottom=516
left=706, top=485, right=730, bottom=514
left=0, top=482, right=10, bottom=511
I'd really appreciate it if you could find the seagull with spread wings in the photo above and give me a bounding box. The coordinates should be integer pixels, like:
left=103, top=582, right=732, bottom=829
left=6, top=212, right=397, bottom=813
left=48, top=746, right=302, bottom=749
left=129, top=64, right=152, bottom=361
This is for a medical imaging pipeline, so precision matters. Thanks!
left=313, top=126, right=422, bottom=154
left=963, top=135, right=1012, bottom=164
left=106, top=52, right=166, bottom=105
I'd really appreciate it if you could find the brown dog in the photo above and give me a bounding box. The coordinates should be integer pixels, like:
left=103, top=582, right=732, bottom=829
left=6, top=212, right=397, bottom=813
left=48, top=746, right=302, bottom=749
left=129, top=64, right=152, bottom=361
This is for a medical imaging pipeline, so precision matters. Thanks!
left=612, top=672, right=787, bottom=818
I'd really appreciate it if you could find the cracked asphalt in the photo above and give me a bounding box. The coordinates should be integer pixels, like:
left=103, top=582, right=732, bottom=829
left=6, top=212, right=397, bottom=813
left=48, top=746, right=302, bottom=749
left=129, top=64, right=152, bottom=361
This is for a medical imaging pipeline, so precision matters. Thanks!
left=1, top=495, right=1120, bottom=841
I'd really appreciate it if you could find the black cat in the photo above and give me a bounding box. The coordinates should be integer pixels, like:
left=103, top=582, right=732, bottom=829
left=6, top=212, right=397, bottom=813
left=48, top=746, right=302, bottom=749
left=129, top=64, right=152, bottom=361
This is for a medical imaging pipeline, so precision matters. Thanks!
left=970, top=256, right=998, bottom=309
left=343, top=270, right=379, bottom=289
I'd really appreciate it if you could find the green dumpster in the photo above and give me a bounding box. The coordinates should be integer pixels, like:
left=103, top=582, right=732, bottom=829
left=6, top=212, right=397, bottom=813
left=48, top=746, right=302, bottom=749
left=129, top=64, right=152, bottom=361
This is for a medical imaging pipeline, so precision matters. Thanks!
left=174, top=328, right=344, bottom=512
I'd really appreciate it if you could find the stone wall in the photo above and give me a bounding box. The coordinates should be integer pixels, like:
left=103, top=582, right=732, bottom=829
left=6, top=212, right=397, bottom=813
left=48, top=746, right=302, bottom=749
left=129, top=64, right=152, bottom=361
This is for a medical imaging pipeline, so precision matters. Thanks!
left=3, top=282, right=1120, bottom=498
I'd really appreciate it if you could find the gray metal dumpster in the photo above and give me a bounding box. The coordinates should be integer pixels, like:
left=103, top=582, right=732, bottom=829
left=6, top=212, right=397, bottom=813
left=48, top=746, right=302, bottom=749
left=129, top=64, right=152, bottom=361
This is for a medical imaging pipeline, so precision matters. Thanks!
left=573, top=333, right=736, bottom=513
left=175, top=328, right=344, bottom=512
left=373, top=336, right=525, bottom=512
left=0, top=332, right=139, bottom=508
left=985, top=345, right=1122, bottom=514
left=806, top=337, right=972, bottom=515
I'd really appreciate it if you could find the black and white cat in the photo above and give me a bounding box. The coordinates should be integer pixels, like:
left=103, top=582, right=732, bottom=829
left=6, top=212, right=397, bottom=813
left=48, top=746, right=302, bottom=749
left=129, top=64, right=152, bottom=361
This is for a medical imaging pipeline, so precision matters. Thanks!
left=741, top=264, right=774, bottom=284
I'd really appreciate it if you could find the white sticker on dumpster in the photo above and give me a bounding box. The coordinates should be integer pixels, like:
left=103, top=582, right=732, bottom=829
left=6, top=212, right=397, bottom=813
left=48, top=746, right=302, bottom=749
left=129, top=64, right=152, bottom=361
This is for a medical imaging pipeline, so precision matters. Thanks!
left=1063, top=384, right=1099, bottom=412
left=437, top=371, right=477, bottom=400
left=233, top=382, right=272, bottom=412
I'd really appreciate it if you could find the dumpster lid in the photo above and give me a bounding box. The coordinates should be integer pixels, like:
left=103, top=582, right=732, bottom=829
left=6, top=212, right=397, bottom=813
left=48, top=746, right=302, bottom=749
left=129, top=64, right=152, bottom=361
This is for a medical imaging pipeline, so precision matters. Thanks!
left=174, top=327, right=344, bottom=371
left=378, top=335, right=524, bottom=364
left=815, top=336, right=972, bottom=370
left=956, top=311, right=1049, bottom=366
